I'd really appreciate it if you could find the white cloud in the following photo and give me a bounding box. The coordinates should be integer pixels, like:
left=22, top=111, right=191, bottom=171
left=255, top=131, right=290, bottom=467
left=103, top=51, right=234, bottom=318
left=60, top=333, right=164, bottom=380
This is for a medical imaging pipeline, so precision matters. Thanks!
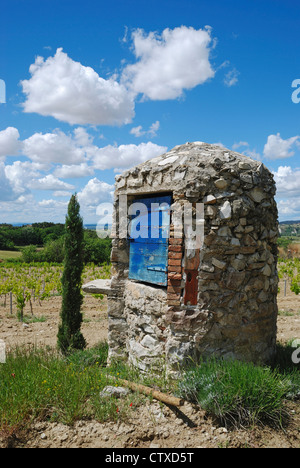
left=231, top=141, right=261, bottom=161
left=277, top=198, right=300, bottom=218
left=263, top=133, right=300, bottom=160
left=23, top=129, right=88, bottom=164
left=91, top=141, right=167, bottom=171
left=54, top=163, right=94, bottom=179
left=273, top=166, right=300, bottom=197
left=21, top=48, right=135, bottom=126
left=53, top=191, right=73, bottom=198
left=0, top=127, right=22, bottom=159
left=232, top=141, right=249, bottom=150
left=30, top=174, right=75, bottom=191
left=4, top=161, right=42, bottom=196
left=130, top=125, right=144, bottom=138
left=224, top=68, right=240, bottom=87
left=0, top=163, right=19, bottom=201
left=38, top=199, right=68, bottom=208
left=77, top=178, right=114, bottom=207
left=122, top=26, right=215, bottom=100
left=130, top=120, right=160, bottom=138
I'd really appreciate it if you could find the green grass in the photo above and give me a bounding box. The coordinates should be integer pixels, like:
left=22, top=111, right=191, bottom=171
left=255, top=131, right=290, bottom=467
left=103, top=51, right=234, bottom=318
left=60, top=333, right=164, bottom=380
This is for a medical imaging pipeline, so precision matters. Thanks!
left=0, top=343, right=123, bottom=431
left=0, top=250, right=22, bottom=261
left=0, top=341, right=299, bottom=445
left=0, top=342, right=156, bottom=444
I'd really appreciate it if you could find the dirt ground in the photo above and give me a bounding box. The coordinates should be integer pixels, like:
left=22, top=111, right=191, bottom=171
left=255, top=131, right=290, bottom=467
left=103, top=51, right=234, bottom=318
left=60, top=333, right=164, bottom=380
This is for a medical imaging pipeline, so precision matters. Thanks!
left=0, top=282, right=299, bottom=449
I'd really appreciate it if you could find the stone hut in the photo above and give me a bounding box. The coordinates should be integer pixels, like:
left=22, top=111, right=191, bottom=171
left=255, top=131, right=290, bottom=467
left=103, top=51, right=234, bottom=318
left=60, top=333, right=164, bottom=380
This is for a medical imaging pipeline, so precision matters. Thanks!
left=84, top=141, right=279, bottom=371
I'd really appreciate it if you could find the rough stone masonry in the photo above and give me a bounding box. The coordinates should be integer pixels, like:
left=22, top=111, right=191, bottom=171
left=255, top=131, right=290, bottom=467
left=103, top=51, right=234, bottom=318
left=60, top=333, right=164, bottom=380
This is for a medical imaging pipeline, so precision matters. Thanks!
left=88, top=142, right=279, bottom=372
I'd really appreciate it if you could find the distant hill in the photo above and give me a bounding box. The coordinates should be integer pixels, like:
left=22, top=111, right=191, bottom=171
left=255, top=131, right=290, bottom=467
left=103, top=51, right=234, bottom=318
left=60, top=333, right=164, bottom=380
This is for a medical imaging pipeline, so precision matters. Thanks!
left=279, top=221, right=300, bottom=237
left=279, top=220, right=300, bottom=225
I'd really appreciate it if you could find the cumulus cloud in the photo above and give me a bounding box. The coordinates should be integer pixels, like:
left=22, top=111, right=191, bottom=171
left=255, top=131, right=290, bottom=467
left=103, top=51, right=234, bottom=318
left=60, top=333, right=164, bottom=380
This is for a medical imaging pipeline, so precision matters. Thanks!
left=0, top=163, right=19, bottom=201
left=277, top=198, right=300, bottom=218
left=91, top=141, right=167, bottom=171
left=273, top=166, right=300, bottom=197
left=54, top=163, right=94, bottom=179
left=0, top=127, right=22, bottom=159
left=4, top=161, right=42, bottom=196
left=21, top=48, right=135, bottom=126
left=263, top=133, right=300, bottom=160
left=122, top=26, right=215, bottom=100
left=30, top=174, right=75, bottom=191
left=23, top=129, right=88, bottom=164
left=77, top=178, right=114, bottom=207
left=38, top=199, right=68, bottom=208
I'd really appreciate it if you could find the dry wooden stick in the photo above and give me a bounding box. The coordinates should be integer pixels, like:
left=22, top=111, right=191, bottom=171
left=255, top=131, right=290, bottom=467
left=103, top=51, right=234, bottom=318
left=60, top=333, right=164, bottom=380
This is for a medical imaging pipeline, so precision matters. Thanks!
left=112, top=376, right=184, bottom=407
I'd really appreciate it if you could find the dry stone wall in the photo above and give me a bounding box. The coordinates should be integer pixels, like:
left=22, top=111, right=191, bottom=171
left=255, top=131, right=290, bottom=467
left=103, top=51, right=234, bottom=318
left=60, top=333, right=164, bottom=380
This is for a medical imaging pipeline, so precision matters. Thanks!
left=108, top=142, right=279, bottom=370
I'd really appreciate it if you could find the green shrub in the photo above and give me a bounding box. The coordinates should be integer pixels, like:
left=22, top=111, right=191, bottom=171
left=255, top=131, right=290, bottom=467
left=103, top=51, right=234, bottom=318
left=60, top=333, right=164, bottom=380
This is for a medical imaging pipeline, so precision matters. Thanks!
left=177, top=358, right=292, bottom=428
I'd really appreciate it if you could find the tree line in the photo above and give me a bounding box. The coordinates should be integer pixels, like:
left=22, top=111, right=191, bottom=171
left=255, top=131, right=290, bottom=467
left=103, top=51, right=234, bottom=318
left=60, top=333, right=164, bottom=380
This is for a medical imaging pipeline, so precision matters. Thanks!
left=0, top=223, right=111, bottom=265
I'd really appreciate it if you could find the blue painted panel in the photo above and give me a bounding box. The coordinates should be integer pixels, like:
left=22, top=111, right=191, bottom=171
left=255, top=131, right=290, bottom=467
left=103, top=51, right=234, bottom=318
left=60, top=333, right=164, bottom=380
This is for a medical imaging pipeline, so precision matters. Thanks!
left=129, top=195, right=171, bottom=286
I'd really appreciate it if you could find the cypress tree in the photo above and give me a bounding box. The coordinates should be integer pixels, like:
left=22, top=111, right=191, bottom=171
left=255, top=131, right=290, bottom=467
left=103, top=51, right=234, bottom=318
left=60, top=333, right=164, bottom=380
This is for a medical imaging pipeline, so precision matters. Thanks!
left=57, top=194, right=86, bottom=354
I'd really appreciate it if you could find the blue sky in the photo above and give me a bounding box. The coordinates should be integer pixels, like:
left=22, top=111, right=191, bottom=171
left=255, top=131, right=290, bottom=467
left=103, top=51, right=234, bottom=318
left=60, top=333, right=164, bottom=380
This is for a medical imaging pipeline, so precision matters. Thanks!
left=0, top=0, right=300, bottom=223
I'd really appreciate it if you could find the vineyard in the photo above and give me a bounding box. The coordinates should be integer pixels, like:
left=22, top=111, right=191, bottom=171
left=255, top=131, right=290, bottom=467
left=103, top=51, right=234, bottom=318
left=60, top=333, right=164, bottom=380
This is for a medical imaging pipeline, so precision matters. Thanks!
left=278, top=257, right=300, bottom=296
left=0, top=262, right=111, bottom=321
left=0, top=258, right=299, bottom=322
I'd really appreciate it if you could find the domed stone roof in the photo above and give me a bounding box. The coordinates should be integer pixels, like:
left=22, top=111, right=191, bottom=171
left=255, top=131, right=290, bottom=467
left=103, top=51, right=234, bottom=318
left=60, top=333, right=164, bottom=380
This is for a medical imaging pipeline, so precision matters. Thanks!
left=115, top=141, right=275, bottom=202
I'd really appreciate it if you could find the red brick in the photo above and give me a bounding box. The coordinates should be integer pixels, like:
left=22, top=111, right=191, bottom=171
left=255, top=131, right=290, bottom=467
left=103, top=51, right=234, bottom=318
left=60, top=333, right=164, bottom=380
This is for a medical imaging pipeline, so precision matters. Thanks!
left=168, top=300, right=181, bottom=307
left=168, top=273, right=182, bottom=281
left=167, top=285, right=182, bottom=294
left=169, top=238, right=183, bottom=245
left=168, top=251, right=183, bottom=259
left=168, top=265, right=182, bottom=273
left=167, top=292, right=181, bottom=301
left=168, top=258, right=182, bottom=266
left=168, top=245, right=182, bottom=252
left=168, top=280, right=181, bottom=288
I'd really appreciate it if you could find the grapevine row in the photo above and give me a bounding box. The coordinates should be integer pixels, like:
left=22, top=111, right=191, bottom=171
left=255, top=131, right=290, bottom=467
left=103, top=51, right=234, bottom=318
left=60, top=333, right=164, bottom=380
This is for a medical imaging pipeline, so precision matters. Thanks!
left=0, top=262, right=111, bottom=320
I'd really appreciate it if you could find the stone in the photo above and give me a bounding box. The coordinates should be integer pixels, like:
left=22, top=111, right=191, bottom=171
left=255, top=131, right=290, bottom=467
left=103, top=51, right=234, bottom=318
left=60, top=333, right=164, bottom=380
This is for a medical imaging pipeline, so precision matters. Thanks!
left=218, top=226, right=232, bottom=237
left=238, top=161, right=252, bottom=170
left=204, top=195, right=217, bottom=204
left=219, top=201, right=232, bottom=219
left=158, top=155, right=179, bottom=166
left=231, top=258, right=246, bottom=271
left=230, top=238, right=240, bottom=246
left=240, top=173, right=253, bottom=184
left=262, top=264, right=272, bottom=276
left=82, top=279, right=116, bottom=295
left=214, top=178, right=228, bottom=189
left=249, top=187, right=266, bottom=203
left=100, top=386, right=130, bottom=398
left=226, top=271, right=246, bottom=290
left=212, top=258, right=227, bottom=270
left=141, top=334, right=160, bottom=350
